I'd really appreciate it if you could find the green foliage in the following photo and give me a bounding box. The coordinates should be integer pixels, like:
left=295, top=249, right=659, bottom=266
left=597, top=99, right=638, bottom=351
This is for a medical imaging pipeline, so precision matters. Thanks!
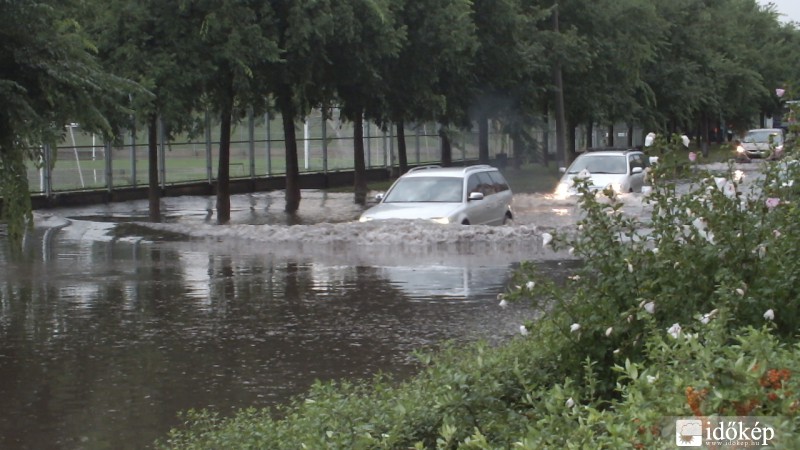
left=0, top=0, right=141, bottom=249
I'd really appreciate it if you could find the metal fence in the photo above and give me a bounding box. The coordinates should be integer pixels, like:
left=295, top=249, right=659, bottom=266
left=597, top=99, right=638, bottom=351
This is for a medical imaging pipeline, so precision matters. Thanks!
left=28, top=108, right=518, bottom=197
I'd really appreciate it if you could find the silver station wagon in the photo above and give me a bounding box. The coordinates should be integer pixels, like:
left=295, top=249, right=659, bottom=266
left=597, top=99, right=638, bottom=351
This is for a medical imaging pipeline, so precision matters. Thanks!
left=358, top=165, right=514, bottom=225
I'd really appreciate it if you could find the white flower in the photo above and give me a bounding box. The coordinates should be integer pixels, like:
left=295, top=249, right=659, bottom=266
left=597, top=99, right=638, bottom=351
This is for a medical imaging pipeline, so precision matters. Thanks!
left=570, top=323, right=581, bottom=333
left=724, top=182, right=737, bottom=198
left=646, top=375, right=658, bottom=384
left=714, top=177, right=727, bottom=190
left=520, top=325, right=530, bottom=335
left=498, top=294, right=508, bottom=308
left=605, top=327, right=613, bottom=337
left=700, top=309, right=718, bottom=325
left=773, top=229, right=782, bottom=238
left=735, top=288, right=745, bottom=297
left=754, top=244, right=767, bottom=259
left=764, top=309, right=775, bottom=321
left=645, top=132, right=656, bottom=147
left=681, top=134, right=690, bottom=148
left=627, top=261, right=634, bottom=273
left=565, top=397, right=575, bottom=408
left=577, top=169, right=591, bottom=179
left=667, top=323, right=682, bottom=339
left=643, top=301, right=656, bottom=314
left=568, top=274, right=581, bottom=281
left=613, top=348, right=621, bottom=355
left=526, top=281, right=535, bottom=290
left=542, top=232, right=553, bottom=247
left=568, top=247, right=575, bottom=255
left=733, top=170, right=745, bottom=182
left=651, top=247, right=659, bottom=254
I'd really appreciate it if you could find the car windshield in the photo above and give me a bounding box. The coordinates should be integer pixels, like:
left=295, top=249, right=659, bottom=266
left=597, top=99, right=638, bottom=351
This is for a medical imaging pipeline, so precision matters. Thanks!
left=743, top=131, right=783, bottom=145
left=383, top=177, right=463, bottom=203
left=567, top=155, right=627, bottom=174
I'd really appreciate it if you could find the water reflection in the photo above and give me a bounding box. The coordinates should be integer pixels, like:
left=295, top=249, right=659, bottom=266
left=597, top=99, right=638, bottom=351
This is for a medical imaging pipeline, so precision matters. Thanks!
left=0, top=230, right=551, bottom=450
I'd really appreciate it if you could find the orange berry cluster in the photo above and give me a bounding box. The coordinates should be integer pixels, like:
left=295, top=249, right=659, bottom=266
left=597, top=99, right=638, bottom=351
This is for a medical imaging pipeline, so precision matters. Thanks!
left=685, top=386, right=708, bottom=417
left=760, top=368, right=791, bottom=402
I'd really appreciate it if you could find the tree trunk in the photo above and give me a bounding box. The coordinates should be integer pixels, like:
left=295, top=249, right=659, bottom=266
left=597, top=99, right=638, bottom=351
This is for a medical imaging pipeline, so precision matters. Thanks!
left=278, top=87, right=301, bottom=212
left=701, top=113, right=710, bottom=157
left=147, top=113, right=160, bottom=223
left=440, top=126, right=452, bottom=167
left=353, top=111, right=367, bottom=204
left=511, top=135, right=522, bottom=169
left=478, top=112, right=489, bottom=164
left=607, top=124, right=614, bottom=147
left=567, top=120, right=577, bottom=164
left=216, top=86, right=233, bottom=224
left=627, top=124, right=634, bottom=147
left=397, top=121, right=408, bottom=175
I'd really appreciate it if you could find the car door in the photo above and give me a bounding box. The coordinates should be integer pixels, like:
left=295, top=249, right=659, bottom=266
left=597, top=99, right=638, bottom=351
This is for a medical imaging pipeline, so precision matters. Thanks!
left=465, top=172, right=494, bottom=224
left=487, top=170, right=512, bottom=224
left=627, top=153, right=646, bottom=192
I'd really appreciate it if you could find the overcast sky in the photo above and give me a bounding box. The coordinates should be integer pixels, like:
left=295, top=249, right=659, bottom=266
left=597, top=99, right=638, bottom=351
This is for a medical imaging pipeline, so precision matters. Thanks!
left=758, top=0, right=800, bottom=23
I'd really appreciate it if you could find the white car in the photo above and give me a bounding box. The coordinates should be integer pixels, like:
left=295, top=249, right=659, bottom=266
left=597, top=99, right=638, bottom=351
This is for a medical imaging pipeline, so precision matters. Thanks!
left=358, top=165, right=514, bottom=225
left=555, top=149, right=649, bottom=196
left=741, top=128, right=785, bottom=158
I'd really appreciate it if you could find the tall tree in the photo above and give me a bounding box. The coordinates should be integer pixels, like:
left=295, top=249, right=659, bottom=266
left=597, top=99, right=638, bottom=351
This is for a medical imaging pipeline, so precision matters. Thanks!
left=381, top=0, right=478, bottom=174
left=84, top=0, right=204, bottom=222
left=325, top=0, right=404, bottom=204
left=265, top=1, right=339, bottom=212
left=0, top=1, right=137, bottom=247
left=193, top=0, right=280, bottom=223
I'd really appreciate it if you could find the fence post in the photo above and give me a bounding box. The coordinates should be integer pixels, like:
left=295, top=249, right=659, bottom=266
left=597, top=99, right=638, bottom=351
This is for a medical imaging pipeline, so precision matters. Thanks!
left=205, top=110, right=212, bottom=183
left=265, top=111, right=272, bottom=176
left=321, top=107, right=328, bottom=174
left=105, top=142, right=113, bottom=192
left=130, top=124, right=137, bottom=188
left=43, top=144, right=52, bottom=198
left=365, top=119, right=371, bottom=168
left=248, top=107, right=255, bottom=179
left=158, top=116, right=166, bottom=189
left=415, top=126, right=421, bottom=164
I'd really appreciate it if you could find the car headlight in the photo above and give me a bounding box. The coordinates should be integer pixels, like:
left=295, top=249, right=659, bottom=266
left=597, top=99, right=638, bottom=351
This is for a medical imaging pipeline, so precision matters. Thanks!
left=554, top=182, right=570, bottom=196
left=358, top=216, right=373, bottom=223
left=431, top=217, right=451, bottom=224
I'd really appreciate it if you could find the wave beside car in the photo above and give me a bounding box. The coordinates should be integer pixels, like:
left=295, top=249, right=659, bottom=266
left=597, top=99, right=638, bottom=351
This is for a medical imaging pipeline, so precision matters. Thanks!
left=358, top=165, right=514, bottom=225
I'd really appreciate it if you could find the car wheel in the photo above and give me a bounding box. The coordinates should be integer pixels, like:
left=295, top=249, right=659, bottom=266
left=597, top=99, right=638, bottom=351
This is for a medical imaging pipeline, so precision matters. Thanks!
left=503, top=214, right=514, bottom=226
left=461, top=219, right=470, bottom=225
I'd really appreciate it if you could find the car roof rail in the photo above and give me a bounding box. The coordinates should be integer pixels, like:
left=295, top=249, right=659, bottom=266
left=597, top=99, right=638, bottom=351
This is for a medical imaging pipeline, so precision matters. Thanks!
left=408, top=164, right=442, bottom=172
left=584, top=147, right=637, bottom=152
left=463, top=164, right=494, bottom=172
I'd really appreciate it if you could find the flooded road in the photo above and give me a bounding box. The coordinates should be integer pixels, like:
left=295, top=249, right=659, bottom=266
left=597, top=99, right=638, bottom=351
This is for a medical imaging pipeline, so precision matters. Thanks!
left=0, top=189, right=587, bottom=450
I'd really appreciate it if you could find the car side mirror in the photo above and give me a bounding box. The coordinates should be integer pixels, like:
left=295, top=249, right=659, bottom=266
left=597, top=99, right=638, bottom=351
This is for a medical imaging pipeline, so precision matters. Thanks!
left=468, top=192, right=484, bottom=201
left=559, top=167, right=567, bottom=174
left=375, top=193, right=384, bottom=201
left=631, top=167, right=643, bottom=174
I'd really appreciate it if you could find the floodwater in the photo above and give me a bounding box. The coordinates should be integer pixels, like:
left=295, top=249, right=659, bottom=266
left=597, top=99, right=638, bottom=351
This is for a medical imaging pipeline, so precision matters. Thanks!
left=0, top=190, right=584, bottom=450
